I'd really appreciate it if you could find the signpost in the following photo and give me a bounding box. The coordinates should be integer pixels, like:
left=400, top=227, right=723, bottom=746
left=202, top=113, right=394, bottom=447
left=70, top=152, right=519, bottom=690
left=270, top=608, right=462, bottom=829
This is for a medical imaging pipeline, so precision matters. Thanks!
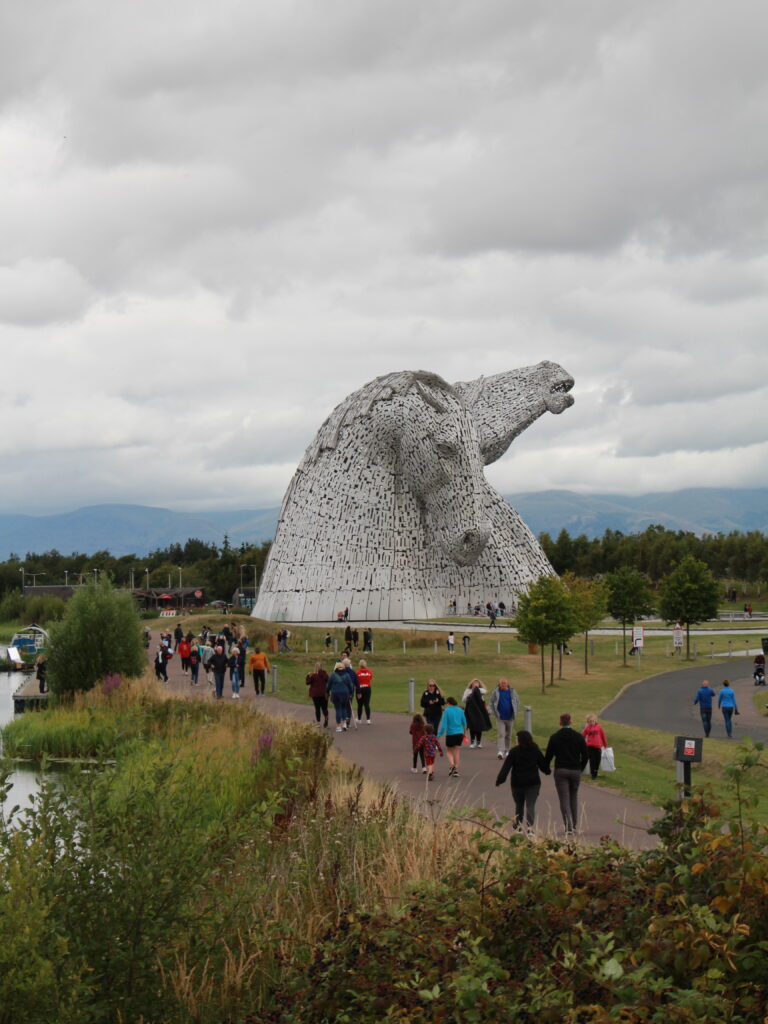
left=673, top=622, right=684, bottom=656
left=674, top=735, right=702, bottom=798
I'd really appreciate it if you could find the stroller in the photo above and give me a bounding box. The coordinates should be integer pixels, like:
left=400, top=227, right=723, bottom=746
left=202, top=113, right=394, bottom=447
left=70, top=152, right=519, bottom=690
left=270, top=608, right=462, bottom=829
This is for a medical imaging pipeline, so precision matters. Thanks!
left=754, top=659, right=766, bottom=686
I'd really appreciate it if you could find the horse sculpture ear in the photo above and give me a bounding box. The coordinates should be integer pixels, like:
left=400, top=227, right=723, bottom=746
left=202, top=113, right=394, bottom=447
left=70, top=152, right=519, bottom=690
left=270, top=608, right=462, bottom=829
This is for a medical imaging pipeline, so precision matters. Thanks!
left=454, top=362, right=574, bottom=466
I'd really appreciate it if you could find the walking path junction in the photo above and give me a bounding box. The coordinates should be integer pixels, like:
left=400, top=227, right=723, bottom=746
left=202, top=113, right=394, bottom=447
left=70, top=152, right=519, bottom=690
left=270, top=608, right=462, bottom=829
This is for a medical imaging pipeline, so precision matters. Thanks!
left=152, top=629, right=660, bottom=850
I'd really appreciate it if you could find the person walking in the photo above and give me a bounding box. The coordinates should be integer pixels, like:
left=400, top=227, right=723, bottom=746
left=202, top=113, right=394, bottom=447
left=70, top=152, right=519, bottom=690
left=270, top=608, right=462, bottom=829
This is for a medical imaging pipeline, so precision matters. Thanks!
left=717, top=679, right=740, bottom=738
left=327, top=661, right=354, bottom=731
left=305, top=662, right=329, bottom=727
left=447, top=632, right=455, bottom=653
left=490, top=677, right=519, bottom=759
left=228, top=645, right=242, bottom=699
left=495, top=730, right=550, bottom=830
left=188, top=642, right=201, bottom=685
left=248, top=647, right=271, bottom=695
left=544, top=713, right=588, bottom=834
left=420, top=680, right=445, bottom=733
left=363, top=627, right=373, bottom=652
left=416, top=725, right=443, bottom=781
left=154, top=644, right=169, bottom=682
left=693, top=680, right=717, bottom=737
left=437, top=696, right=467, bottom=777
left=341, top=658, right=358, bottom=729
left=207, top=645, right=229, bottom=699
left=462, top=679, right=491, bottom=748
left=410, top=714, right=427, bottom=773
left=355, top=659, right=373, bottom=723
left=581, top=714, right=609, bottom=780
left=178, top=636, right=191, bottom=675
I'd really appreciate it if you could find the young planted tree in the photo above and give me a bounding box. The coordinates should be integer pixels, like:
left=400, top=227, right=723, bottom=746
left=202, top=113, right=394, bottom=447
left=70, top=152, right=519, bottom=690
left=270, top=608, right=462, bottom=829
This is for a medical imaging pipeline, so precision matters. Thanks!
left=47, top=576, right=146, bottom=698
left=606, top=566, right=655, bottom=667
left=658, top=555, right=720, bottom=659
left=514, top=575, right=579, bottom=694
left=561, top=573, right=608, bottom=674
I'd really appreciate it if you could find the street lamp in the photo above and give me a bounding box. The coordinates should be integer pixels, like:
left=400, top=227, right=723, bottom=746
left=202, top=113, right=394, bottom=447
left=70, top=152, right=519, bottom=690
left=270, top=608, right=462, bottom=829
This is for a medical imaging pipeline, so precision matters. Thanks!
left=145, top=568, right=150, bottom=590
left=64, top=570, right=69, bottom=586
left=241, top=564, right=258, bottom=608
left=28, top=572, right=46, bottom=586
left=93, top=568, right=99, bottom=585
left=177, top=566, right=182, bottom=589
left=129, top=568, right=135, bottom=590
left=19, top=567, right=25, bottom=590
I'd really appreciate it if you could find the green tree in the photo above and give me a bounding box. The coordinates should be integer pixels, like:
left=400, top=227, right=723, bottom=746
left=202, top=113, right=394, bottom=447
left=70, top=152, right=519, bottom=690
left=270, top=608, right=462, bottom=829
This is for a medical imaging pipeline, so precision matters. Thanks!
left=561, top=573, right=608, bottom=674
left=658, top=555, right=720, bottom=659
left=47, top=577, right=145, bottom=698
left=514, top=575, right=579, bottom=693
left=606, top=566, right=655, bottom=666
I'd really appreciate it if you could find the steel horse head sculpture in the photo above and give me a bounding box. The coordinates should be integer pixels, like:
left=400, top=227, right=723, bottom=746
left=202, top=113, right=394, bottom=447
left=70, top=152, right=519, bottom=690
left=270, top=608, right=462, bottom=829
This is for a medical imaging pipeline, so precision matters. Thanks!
left=253, top=362, right=574, bottom=621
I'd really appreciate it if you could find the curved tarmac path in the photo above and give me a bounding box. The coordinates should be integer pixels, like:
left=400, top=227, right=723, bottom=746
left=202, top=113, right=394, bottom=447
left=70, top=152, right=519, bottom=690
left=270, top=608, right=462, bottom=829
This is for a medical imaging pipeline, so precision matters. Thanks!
left=601, top=656, right=768, bottom=743
left=151, top=630, right=660, bottom=850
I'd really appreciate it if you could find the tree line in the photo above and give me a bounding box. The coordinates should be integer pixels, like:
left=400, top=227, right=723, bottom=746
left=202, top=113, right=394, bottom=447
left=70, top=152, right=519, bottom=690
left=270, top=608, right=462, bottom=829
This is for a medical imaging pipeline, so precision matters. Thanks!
left=539, top=523, right=768, bottom=583
left=0, top=537, right=272, bottom=607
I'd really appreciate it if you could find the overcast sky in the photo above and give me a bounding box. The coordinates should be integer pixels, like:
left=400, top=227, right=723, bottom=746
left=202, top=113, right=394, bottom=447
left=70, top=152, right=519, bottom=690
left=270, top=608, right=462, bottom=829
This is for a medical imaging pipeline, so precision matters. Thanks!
left=1, top=0, right=767, bottom=517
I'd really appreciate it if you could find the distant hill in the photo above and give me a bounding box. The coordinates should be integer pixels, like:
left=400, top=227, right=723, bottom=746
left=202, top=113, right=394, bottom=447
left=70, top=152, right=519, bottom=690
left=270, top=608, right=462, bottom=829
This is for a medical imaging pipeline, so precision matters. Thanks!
left=0, top=504, right=279, bottom=560
left=0, top=488, right=765, bottom=559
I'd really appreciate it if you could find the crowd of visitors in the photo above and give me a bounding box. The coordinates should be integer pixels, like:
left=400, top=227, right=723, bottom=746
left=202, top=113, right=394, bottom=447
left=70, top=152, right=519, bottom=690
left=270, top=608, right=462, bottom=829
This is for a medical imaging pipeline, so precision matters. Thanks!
left=147, top=617, right=755, bottom=839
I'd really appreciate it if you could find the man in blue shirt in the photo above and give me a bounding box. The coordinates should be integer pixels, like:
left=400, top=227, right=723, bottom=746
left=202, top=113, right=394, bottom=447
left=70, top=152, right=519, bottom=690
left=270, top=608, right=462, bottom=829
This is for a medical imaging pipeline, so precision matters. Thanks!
left=490, top=677, right=520, bottom=759
left=693, top=680, right=716, bottom=737
left=717, top=679, right=740, bottom=738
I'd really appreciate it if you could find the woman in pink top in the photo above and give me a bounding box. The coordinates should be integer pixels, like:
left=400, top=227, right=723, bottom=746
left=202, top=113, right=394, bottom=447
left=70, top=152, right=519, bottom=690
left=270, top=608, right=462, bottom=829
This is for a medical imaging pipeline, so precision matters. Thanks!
left=582, top=714, right=608, bottom=780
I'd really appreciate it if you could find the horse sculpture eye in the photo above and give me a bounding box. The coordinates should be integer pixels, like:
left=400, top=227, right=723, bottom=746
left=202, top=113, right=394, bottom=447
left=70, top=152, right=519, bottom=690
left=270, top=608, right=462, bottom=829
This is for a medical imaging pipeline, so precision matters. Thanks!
left=435, top=442, right=455, bottom=460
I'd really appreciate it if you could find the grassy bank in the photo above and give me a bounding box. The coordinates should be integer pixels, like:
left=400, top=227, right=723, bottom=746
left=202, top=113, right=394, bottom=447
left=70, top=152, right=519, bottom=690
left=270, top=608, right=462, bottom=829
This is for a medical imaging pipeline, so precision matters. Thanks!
left=0, top=676, right=474, bottom=1023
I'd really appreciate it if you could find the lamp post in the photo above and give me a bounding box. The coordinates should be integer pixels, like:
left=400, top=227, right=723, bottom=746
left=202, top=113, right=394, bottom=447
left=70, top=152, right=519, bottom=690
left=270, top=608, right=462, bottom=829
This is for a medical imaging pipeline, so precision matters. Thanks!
left=241, top=564, right=257, bottom=608
left=64, top=570, right=69, bottom=587
left=177, top=566, right=182, bottom=589
left=93, top=568, right=99, bottom=585
left=19, top=567, right=25, bottom=591
left=28, top=572, right=46, bottom=586
left=129, top=568, right=135, bottom=590
left=145, top=568, right=150, bottom=590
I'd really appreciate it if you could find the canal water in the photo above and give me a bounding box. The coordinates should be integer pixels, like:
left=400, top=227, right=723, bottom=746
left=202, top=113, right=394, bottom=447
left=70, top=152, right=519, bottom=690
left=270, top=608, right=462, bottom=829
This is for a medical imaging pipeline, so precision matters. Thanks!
left=0, top=670, right=45, bottom=822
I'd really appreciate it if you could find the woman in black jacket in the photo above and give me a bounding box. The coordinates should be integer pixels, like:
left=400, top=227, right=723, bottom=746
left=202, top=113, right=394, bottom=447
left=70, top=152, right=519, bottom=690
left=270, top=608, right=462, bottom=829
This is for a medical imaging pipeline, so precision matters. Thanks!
left=420, top=679, right=445, bottom=732
left=495, top=730, right=550, bottom=829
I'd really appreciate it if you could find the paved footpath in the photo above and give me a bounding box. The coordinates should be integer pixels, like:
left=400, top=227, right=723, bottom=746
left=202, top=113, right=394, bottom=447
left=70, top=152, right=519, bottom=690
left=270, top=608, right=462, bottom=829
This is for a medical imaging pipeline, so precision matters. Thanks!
left=152, top=632, right=659, bottom=850
left=602, top=655, right=768, bottom=744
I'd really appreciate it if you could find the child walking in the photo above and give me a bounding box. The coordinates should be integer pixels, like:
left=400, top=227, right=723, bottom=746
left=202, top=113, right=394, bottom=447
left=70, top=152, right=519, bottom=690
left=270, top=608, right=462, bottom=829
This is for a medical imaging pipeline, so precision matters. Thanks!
left=410, top=714, right=426, bottom=773
left=416, top=724, right=444, bottom=781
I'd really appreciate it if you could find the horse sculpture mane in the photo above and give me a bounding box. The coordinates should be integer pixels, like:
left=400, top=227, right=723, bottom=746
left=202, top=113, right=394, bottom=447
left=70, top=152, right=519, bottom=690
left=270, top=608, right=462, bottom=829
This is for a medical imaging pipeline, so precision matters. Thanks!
left=254, top=361, right=574, bottom=622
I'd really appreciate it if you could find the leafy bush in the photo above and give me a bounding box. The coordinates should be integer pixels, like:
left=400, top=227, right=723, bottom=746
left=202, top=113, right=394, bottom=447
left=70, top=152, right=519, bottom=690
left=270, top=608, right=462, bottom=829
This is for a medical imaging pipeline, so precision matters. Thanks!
left=22, top=594, right=66, bottom=625
left=47, top=577, right=145, bottom=697
left=264, top=769, right=768, bottom=1024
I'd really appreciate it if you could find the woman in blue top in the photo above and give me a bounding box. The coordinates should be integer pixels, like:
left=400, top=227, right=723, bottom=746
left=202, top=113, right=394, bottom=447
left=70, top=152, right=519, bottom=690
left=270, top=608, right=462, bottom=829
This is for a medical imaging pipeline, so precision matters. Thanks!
left=437, top=696, right=467, bottom=777
left=717, top=679, right=739, bottom=738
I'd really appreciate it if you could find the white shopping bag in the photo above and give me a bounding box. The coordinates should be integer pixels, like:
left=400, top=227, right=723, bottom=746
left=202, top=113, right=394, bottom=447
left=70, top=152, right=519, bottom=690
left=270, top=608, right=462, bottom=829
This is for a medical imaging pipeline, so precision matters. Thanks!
left=601, top=746, right=616, bottom=772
